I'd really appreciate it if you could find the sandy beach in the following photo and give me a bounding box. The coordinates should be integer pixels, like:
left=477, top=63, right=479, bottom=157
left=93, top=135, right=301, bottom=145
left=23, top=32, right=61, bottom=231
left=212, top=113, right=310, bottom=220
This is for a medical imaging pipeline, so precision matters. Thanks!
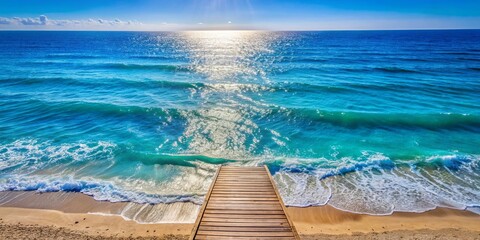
left=0, top=191, right=479, bottom=239
left=289, top=206, right=480, bottom=239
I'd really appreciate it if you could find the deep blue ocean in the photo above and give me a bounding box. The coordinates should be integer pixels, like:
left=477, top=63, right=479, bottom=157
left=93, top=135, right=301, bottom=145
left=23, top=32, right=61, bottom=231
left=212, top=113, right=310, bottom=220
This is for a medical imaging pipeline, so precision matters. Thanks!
left=0, top=30, right=479, bottom=216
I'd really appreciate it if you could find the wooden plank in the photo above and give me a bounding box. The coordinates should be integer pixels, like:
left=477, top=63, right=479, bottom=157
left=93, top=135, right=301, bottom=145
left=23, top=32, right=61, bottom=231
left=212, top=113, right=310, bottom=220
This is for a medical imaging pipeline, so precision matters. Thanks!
left=200, top=222, right=290, bottom=227
left=217, top=175, right=269, bottom=177
left=209, top=196, right=279, bottom=199
left=210, top=195, right=278, bottom=198
left=214, top=182, right=271, bottom=184
left=195, top=236, right=294, bottom=240
left=218, top=174, right=266, bottom=175
left=212, top=188, right=273, bottom=191
left=218, top=173, right=266, bottom=175
left=208, top=200, right=280, bottom=204
left=211, top=192, right=277, bottom=196
left=215, top=185, right=272, bottom=189
left=207, top=201, right=280, bottom=205
left=218, top=174, right=267, bottom=176
left=207, top=198, right=279, bottom=201
left=215, top=185, right=273, bottom=187
left=214, top=181, right=270, bottom=183
left=218, top=172, right=267, bottom=174
left=213, top=187, right=273, bottom=189
left=221, top=167, right=264, bottom=169
left=212, top=188, right=274, bottom=192
left=213, top=185, right=272, bottom=188
left=214, top=182, right=270, bottom=184
left=215, top=179, right=269, bottom=181
left=221, top=167, right=265, bottom=169
left=217, top=175, right=268, bottom=177
left=207, top=202, right=281, bottom=207
left=217, top=173, right=268, bottom=175
left=220, top=168, right=264, bottom=170
left=208, top=197, right=278, bottom=201
left=214, top=184, right=272, bottom=187
left=209, top=196, right=278, bottom=199
left=213, top=187, right=273, bottom=190
left=216, top=178, right=267, bottom=180
left=205, top=206, right=283, bottom=211
left=213, top=185, right=273, bottom=188
left=206, top=205, right=282, bottom=210
left=201, top=218, right=288, bottom=223
left=214, top=180, right=269, bottom=182
left=208, top=197, right=278, bottom=200
left=196, top=231, right=294, bottom=237
left=214, top=187, right=273, bottom=188
left=217, top=176, right=268, bottom=178
left=220, top=170, right=266, bottom=172
left=217, top=174, right=268, bottom=176
left=207, top=203, right=281, bottom=207
left=211, top=191, right=277, bottom=195
left=198, top=226, right=292, bottom=232
left=204, top=210, right=285, bottom=215
left=208, top=198, right=279, bottom=202
left=206, top=198, right=276, bottom=201
left=212, top=190, right=276, bottom=193
left=211, top=193, right=276, bottom=196
left=215, top=178, right=270, bottom=180
left=201, top=214, right=287, bottom=219
left=212, top=189, right=273, bottom=193
left=213, top=180, right=269, bottom=182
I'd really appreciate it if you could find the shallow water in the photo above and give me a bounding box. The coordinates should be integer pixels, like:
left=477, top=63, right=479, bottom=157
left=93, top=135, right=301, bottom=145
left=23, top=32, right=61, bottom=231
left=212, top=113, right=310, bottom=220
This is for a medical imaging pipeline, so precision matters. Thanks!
left=0, top=30, right=479, bottom=218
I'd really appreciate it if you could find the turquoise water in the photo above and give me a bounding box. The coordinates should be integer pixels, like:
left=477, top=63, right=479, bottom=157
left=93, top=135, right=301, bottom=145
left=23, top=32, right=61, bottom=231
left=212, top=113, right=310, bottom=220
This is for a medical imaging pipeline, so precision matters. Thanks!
left=0, top=30, right=479, bottom=216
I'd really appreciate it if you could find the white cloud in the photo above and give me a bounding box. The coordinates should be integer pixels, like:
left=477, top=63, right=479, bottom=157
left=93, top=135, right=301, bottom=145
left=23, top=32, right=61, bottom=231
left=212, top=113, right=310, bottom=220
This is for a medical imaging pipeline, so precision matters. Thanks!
left=0, top=15, right=254, bottom=31
left=0, top=17, right=13, bottom=25
left=0, top=15, right=144, bottom=30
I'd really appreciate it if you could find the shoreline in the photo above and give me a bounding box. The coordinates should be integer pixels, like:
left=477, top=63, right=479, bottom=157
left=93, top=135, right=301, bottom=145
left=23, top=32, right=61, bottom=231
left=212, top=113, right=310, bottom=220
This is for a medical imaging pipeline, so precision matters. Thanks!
left=0, top=191, right=479, bottom=239
left=0, top=191, right=200, bottom=224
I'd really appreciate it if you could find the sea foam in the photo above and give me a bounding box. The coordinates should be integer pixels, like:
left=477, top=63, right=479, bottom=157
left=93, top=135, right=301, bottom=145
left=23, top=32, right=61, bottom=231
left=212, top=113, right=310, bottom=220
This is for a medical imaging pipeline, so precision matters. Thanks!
left=0, top=139, right=479, bottom=217
left=271, top=153, right=480, bottom=215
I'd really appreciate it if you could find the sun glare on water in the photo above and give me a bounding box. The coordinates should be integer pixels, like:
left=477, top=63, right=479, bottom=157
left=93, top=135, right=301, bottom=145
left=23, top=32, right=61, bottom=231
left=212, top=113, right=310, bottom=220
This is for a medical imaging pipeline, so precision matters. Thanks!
left=179, top=30, right=275, bottom=82
left=165, top=30, right=283, bottom=158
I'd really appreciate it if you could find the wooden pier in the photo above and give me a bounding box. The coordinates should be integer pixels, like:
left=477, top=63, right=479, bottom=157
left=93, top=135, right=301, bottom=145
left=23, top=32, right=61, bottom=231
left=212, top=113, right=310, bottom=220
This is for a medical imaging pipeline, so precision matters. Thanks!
left=190, top=166, right=299, bottom=240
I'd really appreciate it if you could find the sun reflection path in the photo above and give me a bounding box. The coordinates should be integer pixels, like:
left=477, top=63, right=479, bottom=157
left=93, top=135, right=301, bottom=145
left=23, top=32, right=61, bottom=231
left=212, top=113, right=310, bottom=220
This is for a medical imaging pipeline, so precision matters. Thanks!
left=179, top=31, right=277, bottom=82
left=171, top=31, right=288, bottom=159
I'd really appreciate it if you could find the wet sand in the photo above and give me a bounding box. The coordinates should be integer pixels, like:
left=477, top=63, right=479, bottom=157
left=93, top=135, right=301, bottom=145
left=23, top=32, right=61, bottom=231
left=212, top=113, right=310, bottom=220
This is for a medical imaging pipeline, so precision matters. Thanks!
left=0, top=191, right=479, bottom=239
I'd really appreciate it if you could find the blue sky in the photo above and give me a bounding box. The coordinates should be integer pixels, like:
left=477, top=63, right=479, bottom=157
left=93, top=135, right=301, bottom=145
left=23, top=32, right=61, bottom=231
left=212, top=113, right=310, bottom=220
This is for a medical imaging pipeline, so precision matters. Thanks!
left=0, top=0, right=479, bottom=30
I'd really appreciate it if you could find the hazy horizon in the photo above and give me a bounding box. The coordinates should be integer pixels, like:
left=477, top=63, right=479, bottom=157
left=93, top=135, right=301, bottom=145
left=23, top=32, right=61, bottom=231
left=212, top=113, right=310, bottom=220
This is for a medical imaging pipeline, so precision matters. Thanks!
left=1, top=0, right=479, bottom=31
left=1, top=28, right=480, bottom=32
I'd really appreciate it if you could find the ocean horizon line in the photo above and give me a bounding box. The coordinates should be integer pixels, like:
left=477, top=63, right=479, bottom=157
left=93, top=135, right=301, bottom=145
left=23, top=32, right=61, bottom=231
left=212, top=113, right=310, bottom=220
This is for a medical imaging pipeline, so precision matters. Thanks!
left=1, top=28, right=480, bottom=32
